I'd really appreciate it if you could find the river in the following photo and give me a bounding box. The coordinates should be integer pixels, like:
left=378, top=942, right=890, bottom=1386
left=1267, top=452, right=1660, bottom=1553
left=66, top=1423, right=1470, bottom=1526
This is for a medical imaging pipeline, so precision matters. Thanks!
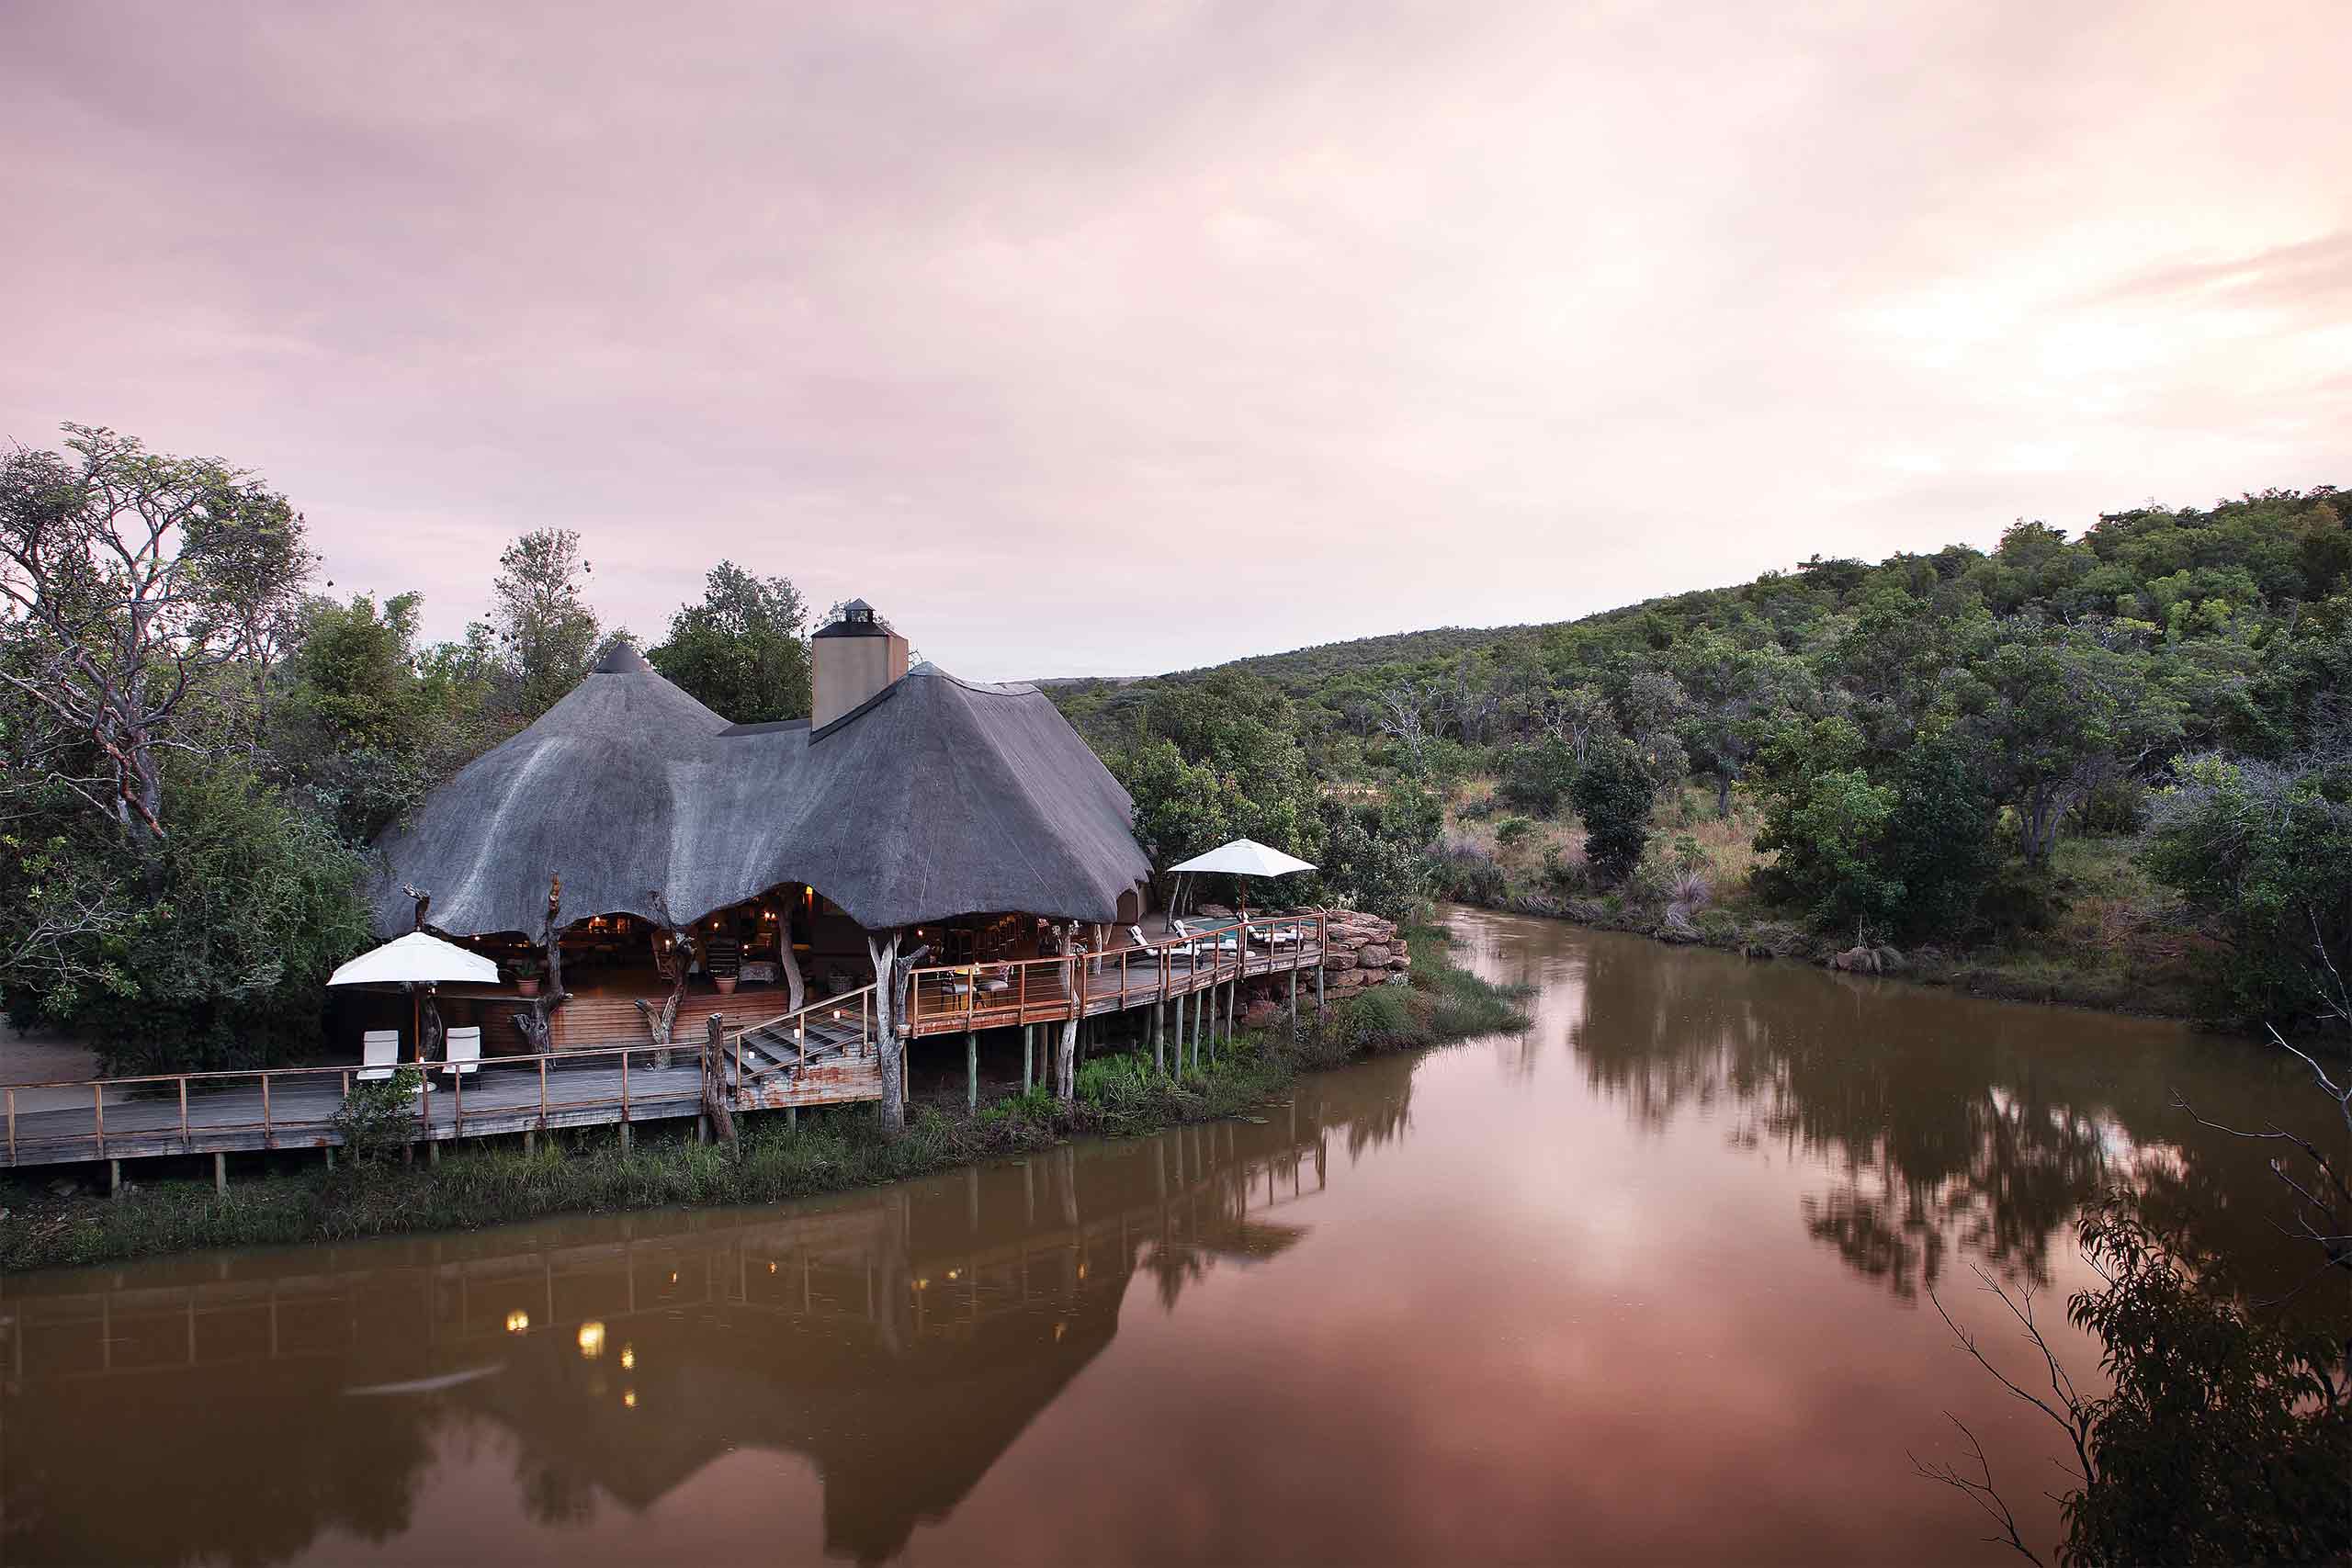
left=2, top=907, right=2331, bottom=1564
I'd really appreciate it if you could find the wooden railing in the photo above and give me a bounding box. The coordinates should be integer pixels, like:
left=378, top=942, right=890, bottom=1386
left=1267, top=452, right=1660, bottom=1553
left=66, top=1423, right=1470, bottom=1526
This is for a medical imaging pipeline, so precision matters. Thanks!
left=0, top=1040, right=730, bottom=1166
left=903, top=913, right=1325, bottom=1034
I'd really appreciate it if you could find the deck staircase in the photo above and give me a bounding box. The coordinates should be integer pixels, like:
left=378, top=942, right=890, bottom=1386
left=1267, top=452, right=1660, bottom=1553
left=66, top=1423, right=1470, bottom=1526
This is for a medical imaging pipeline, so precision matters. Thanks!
left=719, top=988, right=881, bottom=1110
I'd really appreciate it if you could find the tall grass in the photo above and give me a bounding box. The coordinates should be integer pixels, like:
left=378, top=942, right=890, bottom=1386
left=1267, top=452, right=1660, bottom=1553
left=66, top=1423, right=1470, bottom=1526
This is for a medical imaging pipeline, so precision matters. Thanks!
left=5, top=925, right=1529, bottom=1273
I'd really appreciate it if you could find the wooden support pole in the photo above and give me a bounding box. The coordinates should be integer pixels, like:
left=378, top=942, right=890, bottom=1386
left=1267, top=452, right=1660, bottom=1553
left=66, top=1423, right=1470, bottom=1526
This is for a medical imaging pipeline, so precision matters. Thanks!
left=1151, top=998, right=1164, bottom=1074
left=697, top=1113, right=710, bottom=1145
left=1022, top=1024, right=1035, bottom=1093
left=619, top=1122, right=632, bottom=1154
left=967, top=1030, right=978, bottom=1112
left=324, top=1146, right=334, bottom=1171
left=525, top=1129, right=537, bottom=1155
left=109, top=1157, right=121, bottom=1197
left=213, top=1152, right=226, bottom=1192
left=428, top=1140, right=440, bottom=1166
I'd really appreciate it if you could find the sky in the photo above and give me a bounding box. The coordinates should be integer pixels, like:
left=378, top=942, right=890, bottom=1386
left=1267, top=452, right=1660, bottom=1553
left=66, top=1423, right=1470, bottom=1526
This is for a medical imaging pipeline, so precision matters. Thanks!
left=5, top=0, right=2347, bottom=682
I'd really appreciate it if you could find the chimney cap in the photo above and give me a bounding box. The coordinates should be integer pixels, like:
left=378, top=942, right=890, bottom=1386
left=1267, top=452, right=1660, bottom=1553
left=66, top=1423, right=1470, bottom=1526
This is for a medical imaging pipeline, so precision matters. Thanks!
left=815, top=598, right=895, bottom=639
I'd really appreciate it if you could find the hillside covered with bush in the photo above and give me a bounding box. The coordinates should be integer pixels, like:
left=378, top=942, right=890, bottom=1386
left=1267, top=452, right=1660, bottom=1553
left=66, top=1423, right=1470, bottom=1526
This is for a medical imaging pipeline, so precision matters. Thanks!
left=1057, top=488, right=2352, bottom=1034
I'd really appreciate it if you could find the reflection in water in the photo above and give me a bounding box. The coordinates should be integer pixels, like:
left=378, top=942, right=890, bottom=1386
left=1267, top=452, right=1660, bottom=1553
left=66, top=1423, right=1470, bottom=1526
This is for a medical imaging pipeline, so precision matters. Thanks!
left=4, top=911, right=2332, bottom=1567
left=1521, top=913, right=2323, bottom=1302
left=1, top=1066, right=1414, bottom=1567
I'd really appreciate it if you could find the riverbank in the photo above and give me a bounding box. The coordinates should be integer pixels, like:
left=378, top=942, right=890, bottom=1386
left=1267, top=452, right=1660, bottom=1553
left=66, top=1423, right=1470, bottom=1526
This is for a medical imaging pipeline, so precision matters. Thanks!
left=1, top=923, right=1529, bottom=1273
left=1443, top=784, right=2210, bottom=1023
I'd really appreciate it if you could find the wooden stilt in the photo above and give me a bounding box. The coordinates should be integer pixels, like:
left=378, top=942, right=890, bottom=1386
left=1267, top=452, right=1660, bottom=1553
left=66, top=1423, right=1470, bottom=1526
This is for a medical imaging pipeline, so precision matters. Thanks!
left=1023, top=1024, right=1035, bottom=1094
left=619, top=1122, right=632, bottom=1154
left=967, top=1031, right=978, bottom=1112
left=1152, top=1000, right=1165, bottom=1075
left=324, top=1145, right=334, bottom=1171
left=213, top=1152, right=226, bottom=1191
left=697, top=1112, right=710, bottom=1145
left=428, top=1140, right=440, bottom=1166
left=109, top=1157, right=122, bottom=1196
left=525, top=1130, right=537, bottom=1156
left=787, top=1105, right=797, bottom=1130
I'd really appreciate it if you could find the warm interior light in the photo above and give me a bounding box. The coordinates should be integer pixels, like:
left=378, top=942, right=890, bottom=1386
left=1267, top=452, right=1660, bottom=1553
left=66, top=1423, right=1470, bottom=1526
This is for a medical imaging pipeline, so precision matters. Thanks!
left=623, top=1389, right=638, bottom=1409
left=619, top=1346, right=636, bottom=1371
left=577, top=1320, right=606, bottom=1359
left=504, top=1310, right=530, bottom=1334
left=767, top=1261, right=778, bottom=1274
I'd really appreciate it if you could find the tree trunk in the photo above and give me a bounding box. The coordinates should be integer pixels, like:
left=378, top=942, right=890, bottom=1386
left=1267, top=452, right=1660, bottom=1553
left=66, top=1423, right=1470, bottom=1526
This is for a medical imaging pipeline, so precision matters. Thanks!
left=1056, top=947, right=1080, bottom=1101
left=509, top=876, right=570, bottom=1053
left=867, top=931, right=906, bottom=1137
left=1716, top=770, right=1734, bottom=819
left=700, top=1013, right=738, bottom=1145
left=779, top=900, right=806, bottom=1015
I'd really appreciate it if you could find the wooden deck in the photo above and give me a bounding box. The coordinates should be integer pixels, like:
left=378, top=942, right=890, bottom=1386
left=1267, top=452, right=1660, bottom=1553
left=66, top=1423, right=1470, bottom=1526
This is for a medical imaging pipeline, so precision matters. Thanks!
left=1, top=916, right=1328, bottom=1172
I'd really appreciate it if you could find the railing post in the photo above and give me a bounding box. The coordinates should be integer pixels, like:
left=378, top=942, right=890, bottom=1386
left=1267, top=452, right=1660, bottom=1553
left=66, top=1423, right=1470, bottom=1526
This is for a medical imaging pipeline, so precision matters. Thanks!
left=452, top=1060, right=463, bottom=1135
left=1019, top=962, right=1028, bottom=1024
left=621, top=1048, right=630, bottom=1123
left=539, top=1056, right=548, bottom=1126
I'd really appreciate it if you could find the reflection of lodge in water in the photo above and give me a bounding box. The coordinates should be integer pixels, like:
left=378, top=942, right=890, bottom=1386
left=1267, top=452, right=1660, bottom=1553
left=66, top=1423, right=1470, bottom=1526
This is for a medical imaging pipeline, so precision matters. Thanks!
left=2, top=1067, right=1414, bottom=1567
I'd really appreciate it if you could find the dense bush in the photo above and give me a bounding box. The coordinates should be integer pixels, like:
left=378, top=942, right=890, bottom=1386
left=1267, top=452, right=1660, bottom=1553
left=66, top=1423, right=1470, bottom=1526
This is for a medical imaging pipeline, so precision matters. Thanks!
left=1569, top=739, right=1654, bottom=887
left=2146, top=750, right=2352, bottom=1030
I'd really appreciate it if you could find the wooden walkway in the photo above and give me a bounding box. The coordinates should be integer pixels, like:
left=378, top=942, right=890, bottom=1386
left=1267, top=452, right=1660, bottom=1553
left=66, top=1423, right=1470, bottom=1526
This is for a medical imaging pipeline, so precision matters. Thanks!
left=1, top=916, right=1329, bottom=1173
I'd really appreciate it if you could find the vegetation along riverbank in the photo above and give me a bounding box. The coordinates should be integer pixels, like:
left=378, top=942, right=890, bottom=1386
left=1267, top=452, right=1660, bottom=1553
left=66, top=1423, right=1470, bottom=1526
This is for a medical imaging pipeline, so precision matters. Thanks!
left=0, top=926, right=1526, bottom=1273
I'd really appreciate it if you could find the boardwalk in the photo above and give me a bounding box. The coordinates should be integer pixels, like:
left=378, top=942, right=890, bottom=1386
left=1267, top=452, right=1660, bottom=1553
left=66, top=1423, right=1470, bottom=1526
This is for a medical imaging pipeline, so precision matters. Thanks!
left=2, top=915, right=1329, bottom=1172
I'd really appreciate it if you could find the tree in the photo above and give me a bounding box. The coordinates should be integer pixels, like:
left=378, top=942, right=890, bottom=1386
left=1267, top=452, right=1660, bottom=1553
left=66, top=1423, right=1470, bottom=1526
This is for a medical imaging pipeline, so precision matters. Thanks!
left=0, top=424, right=312, bottom=846
left=1670, top=627, right=1813, bottom=817
left=1752, top=717, right=1902, bottom=931
left=1969, top=626, right=2181, bottom=866
left=1570, top=739, right=1654, bottom=886
left=17, top=753, right=373, bottom=1071
left=1497, top=736, right=1578, bottom=818
left=270, top=592, right=499, bottom=842
left=488, top=529, right=600, bottom=722
left=647, top=561, right=810, bottom=723
left=1919, top=1199, right=2351, bottom=1567
left=1883, top=735, right=2000, bottom=942
left=2146, top=749, right=2352, bottom=1031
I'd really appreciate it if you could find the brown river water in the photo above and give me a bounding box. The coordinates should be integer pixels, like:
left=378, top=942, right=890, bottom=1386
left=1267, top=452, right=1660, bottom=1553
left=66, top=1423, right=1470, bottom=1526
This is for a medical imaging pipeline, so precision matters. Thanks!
left=2, top=907, right=2335, bottom=1565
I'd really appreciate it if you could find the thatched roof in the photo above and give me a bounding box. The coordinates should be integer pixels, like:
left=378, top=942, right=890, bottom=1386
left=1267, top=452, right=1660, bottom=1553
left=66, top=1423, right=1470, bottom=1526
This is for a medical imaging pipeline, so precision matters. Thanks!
left=369, top=650, right=1151, bottom=938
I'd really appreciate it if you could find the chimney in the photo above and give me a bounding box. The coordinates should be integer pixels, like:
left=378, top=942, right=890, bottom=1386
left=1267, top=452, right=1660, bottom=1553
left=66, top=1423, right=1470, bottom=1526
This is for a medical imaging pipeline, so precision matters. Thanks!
left=810, top=598, right=910, bottom=729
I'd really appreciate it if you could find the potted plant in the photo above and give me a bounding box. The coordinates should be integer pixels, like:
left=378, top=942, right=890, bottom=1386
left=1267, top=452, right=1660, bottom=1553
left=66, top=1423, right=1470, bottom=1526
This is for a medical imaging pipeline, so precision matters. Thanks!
left=512, top=955, right=542, bottom=997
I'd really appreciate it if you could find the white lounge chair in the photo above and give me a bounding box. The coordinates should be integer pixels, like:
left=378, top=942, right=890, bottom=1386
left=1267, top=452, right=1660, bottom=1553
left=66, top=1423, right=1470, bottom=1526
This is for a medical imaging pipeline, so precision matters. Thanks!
left=1140, top=924, right=1197, bottom=963
left=1174, top=919, right=1238, bottom=954
left=358, top=1029, right=401, bottom=1082
left=442, top=1025, right=481, bottom=1079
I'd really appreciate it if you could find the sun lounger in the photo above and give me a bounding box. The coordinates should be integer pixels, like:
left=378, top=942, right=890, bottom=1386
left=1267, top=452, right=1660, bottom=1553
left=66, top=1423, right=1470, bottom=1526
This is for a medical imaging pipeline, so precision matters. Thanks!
left=1174, top=919, right=1238, bottom=954
left=359, top=1029, right=401, bottom=1082
left=442, top=1026, right=481, bottom=1078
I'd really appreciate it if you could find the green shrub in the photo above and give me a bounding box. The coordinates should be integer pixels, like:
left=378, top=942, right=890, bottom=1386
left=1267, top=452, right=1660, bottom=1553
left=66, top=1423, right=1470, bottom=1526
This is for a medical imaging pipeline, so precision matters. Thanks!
left=1570, top=739, right=1654, bottom=886
left=330, top=1066, right=424, bottom=1166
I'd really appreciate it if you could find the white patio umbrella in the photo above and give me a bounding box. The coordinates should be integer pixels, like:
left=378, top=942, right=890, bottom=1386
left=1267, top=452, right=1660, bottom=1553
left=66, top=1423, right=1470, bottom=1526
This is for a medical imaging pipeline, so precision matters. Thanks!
left=1165, top=837, right=1317, bottom=921
left=328, top=931, right=501, bottom=1060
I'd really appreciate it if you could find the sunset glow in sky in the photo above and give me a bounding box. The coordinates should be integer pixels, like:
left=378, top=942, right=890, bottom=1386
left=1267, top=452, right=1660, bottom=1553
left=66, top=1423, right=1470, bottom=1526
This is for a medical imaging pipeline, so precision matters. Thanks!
left=6, top=1, right=2346, bottom=679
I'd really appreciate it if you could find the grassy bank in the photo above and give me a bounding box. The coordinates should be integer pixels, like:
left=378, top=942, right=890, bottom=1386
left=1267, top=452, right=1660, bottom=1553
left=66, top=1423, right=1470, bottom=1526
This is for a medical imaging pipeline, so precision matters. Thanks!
left=2, top=924, right=1528, bottom=1274
left=1444, top=778, right=2208, bottom=1021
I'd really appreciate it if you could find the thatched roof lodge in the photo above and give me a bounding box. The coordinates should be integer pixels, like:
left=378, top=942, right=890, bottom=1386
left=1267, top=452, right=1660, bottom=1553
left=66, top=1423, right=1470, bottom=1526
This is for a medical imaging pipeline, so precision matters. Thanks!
left=367, top=601, right=1155, bottom=1058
